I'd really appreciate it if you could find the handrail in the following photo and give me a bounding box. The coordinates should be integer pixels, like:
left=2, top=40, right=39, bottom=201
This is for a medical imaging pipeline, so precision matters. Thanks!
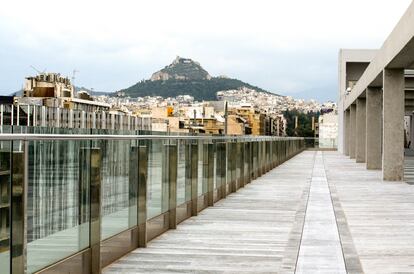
left=0, top=131, right=306, bottom=273
left=0, top=133, right=304, bottom=141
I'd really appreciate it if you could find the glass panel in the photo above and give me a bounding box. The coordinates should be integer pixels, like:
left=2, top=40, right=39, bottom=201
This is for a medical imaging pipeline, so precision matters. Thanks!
left=185, top=142, right=192, bottom=202
left=202, top=144, right=208, bottom=194
left=26, top=128, right=90, bottom=274
left=236, top=143, right=241, bottom=183
left=197, top=141, right=204, bottom=196
left=226, top=143, right=230, bottom=192
left=100, top=138, right=133, bottom=240
left=147, top=139, right=168, bottom=219
left=0, top=136, right=11, bottom=274
left=254, top=143, right=257, bottom=173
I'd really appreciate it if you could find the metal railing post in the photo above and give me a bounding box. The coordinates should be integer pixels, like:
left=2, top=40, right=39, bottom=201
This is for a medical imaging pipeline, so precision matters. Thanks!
left=185, top=142, right=192, bottom=206
left=246, top=142, right=251, bottom=184
left=252, top=141, right=257, bottom=179
left=263, top=141, right=266, bottom=174
left=207, top=143, right=214, bottom=206
left=231, top=142, right=237, bottom=192
left=225, top=142, right=230, bottom=195
left=266, top=141, right=270, bottom=172
left=168, top=144, right=178, bottom=229
left=261, top=141, right=265, bottom=176
left=258, top=141, right=263, bottom=177
left=190, top=143, right=198, bottom=216
left=137, top=145, right=148, bottom=247
left=129, top=146, right=139, bottom=229
left=11, top=141, right=28, bottom=274
left=78, top=147, right=90, bottom=265
left=89, top=148, right=101, bottom=274
left=239, top=142, right=245, bottom=188
left=219, top=142, right=227, bottom=199
left=203, top=143, right=209, bottom=196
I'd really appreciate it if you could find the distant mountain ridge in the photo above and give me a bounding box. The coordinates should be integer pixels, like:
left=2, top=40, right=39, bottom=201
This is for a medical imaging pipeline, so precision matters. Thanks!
left=118, top=56, right=277, bottom=101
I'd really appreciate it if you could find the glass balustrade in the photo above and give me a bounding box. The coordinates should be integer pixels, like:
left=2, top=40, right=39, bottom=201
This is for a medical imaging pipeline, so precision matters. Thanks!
left=0, top=126, right=306, bottom=273
left=26, top=129, right=91, bottom=274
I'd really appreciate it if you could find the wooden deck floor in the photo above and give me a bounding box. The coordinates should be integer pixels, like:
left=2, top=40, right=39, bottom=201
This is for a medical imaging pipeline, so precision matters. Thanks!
left=104, top=151, right=414, bottom=274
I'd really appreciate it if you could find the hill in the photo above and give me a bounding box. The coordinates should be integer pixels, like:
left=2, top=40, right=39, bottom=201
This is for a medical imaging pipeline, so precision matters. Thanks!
left=150, top=56, right=211, bottom=81
left=118, top=56, right=275, bottom=101
left=120, top=77, right=270, bottom=101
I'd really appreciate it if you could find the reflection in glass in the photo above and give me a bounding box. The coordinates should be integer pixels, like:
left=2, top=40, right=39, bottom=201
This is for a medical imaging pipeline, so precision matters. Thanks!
left=236, top=143, right=241, bottom=186
left=177, top=141, right=187, bottom=205
left=26, top=137, right=89, bottom=274
left=147, top=140, right=168, bottom=219
left=197, top=141, right=204, bottom=196
left=100, top=139, right=134, bottom=240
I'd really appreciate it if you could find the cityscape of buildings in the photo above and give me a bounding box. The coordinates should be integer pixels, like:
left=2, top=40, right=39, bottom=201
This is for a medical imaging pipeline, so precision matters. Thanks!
left=7, top=72, right=338, bottom=140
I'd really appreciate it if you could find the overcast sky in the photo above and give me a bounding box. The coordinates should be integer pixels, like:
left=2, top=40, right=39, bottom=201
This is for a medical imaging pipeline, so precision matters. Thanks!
left=0, top=0, right=412, bottom=101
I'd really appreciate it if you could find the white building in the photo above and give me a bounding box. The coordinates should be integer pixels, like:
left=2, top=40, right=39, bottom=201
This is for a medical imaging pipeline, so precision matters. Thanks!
left=319, top=112, right=338, bottom=148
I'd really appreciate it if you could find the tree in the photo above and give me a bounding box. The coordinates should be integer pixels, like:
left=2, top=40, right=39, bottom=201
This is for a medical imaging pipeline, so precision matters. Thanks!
left=283, top=109, right=320, bottom=137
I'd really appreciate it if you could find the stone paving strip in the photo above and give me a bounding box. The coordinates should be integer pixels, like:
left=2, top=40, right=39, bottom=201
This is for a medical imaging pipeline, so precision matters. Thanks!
left=295, top=152, right=346, bottom=274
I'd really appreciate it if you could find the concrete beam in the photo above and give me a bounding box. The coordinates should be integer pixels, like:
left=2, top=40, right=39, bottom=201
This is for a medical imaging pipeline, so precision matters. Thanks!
left=349, top=104, right=357, bottom=159
left=382, top=69, right=405, bottom=181
left=366, top=87, right=383, bottom=170
left=356, top=98, right=366, bottom=163
left=344, top=1, right=414, bottom=109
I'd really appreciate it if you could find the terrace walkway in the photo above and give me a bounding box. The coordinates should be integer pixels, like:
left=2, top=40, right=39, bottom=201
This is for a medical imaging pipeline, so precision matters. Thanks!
left=104, top=151, right=414, bottom=274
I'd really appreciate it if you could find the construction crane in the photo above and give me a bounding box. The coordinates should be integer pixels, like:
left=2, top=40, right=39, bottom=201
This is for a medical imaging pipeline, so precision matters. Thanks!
left=30, top=65, right=46, bottom=74
left=71, top=69, right=79, bottom=85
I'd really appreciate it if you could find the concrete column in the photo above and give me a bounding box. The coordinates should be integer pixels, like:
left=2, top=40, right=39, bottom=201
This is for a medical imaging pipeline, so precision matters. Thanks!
left=344, top=109, right=350, bottom=156
left=349, top=104, right=357, bottom=159
left=356, top=98, right=366, bottom=163
left=382, top=68, right=405, bottom=181
left=366, top=87, right=382, bottom=169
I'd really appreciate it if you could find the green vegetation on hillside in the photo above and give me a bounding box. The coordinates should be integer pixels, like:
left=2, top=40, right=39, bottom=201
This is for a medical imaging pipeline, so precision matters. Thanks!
left=158, top=59, right=210, bottom=80
left=119, top=77, right=271, bottom=101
